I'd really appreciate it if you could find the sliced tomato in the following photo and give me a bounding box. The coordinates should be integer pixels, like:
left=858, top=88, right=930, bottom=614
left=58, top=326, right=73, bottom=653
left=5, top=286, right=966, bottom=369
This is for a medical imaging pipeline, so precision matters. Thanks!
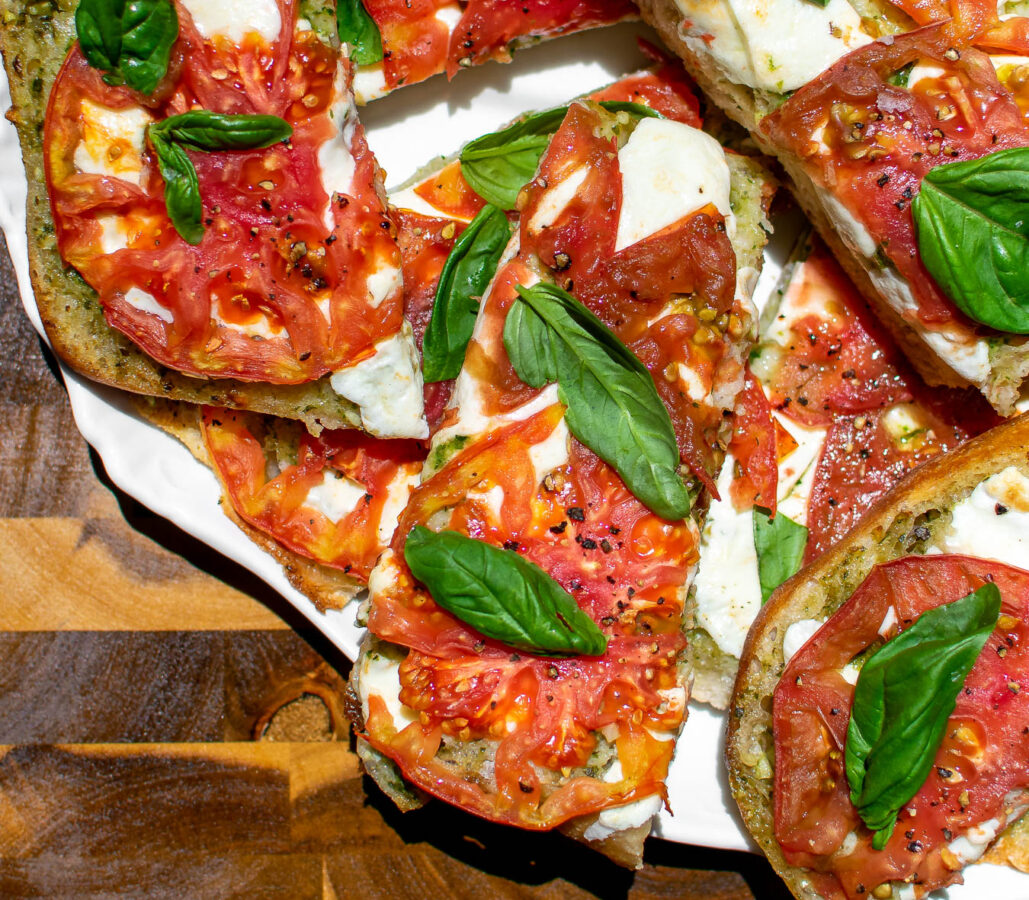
left=444, top=0, right=636, bottom=79
left=775, top=555, right=1029, bottom=899
left=803, top=395, right=996, bottom=561
left=201, top=407, right=424, bottom=580
left=411, top=159, right=486, bottom=222
left=729, top=368, right=779, bottom=513
left=762, top=27, right=1029, bottom=331
left=762, top=242, right=914, bottom=428
left=364, top=0, right=451, bottom=91
left=46, top=3, right=405, bottom=383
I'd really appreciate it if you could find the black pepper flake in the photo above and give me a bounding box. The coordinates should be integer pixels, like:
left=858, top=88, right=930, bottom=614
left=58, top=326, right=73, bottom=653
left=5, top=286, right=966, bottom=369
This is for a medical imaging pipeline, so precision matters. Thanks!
left=600, top=539, right=612, bottom=553
left=996, top=503, right=1009, bottom=516
left=657, top=597, right=665, bottom=605
left=510, top=654, right=521, bottom=662
left=937, top=767, right=953, bottom=779
left=877, top=173, right=890, bottom=187
left=906, top=830, right=915, bottom=840
left=343, top=564, right=352, bottom=574
left=626, top=587, right=635, bottom=598
left=503, top=540, right=519, bottom=551
left=550, top=521, right=568, bottom=534
left=363, top=493, right=373, bottom=505
left=943, top=828, right=953, bottom=841
left=842, top=369, right=856, bottom=379
left=912, top=525, right=930, bottom=542
left=518, top=782, right=533, bottom=794
left=580, top=538, right=598, bottom=550
left=797, top=396, right=809, bottom=406
left=570, top=580, right=582, bottom=591
left=260, top=199, right=272, bottom=211
left=609, top=526, right=620, bottom=535
left=325, top=234, right=337, bottom=244
left=566, top=506, right=585, bottom=521
left=298, top=351, right=311, bottom=361
left=907, top=841, right=923, bottom=853
left=830, top=708, right=840, bottom=716
left=606, top=576, right=616, bottom=585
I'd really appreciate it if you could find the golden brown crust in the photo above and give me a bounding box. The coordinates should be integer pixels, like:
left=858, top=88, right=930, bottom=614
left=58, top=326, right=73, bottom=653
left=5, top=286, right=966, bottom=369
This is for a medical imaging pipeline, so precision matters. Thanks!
left=0, top=2, right=361, bottom=433
left=132, top=397, right=364, bottom=612
left=725, top=413, right=1029, bottom=899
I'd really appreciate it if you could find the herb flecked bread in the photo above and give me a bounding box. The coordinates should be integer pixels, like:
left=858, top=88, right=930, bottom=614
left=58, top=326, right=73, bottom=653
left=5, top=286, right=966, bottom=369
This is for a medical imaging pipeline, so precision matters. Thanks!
left=726, top=412, right=1029, bottom=899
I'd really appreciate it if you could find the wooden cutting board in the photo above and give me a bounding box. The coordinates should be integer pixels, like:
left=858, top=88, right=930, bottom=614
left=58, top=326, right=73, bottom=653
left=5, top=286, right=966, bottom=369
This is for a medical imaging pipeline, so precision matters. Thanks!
left=0, top=236, right=789, bottom=899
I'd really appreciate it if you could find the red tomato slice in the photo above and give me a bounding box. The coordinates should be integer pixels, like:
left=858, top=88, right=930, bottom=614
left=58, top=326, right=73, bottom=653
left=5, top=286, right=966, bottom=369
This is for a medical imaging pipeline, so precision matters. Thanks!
left=444, top=0, right=636, bottom=79
left=774, top=555, right=1029, bottom=899
left=762, top=27, right=1029, bottom=332
left=201, top=407, right=424, bottom=580
left=729, top=368, right=779, bottom=513
left=45, top=2, right=405, bottom=383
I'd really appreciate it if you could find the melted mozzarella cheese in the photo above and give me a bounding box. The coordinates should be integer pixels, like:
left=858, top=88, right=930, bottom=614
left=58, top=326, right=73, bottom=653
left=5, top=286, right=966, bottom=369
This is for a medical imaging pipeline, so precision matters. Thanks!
left=353, top=64, right=390, bottom=105
left=377, top=469, right=420, bottom=546
left=693, top=458, right=762, bottom=658
left=74, top=100, right=151, bottom=186
left=582, top=757, right=663, bottom=842
left=330, top=323, right=429, bottom=439
left=616, top=118, right=733, bottom=250
left=528, top=418, right=571, bottom=485
left=357, top=648, right=419, bottom=726
left=782, top=617, right=824, bottom=664
left=303, top=470, right=366, bottom=521
left=466, top=484, right=505, bottom=520
left=775, top=412, right=825, bottom=522
left=179, top=0, right=281, bottom=42
left=124, top=287, right=174, bottom=323
left=526, top=165, right=589, bottom=235
left=938, top=467, right=1029, bottom=566
left=673, top=0, right=870, bottom=93
left=367, top=261, right=402, bottom=309
left=318, top=63, right=359, bottom=230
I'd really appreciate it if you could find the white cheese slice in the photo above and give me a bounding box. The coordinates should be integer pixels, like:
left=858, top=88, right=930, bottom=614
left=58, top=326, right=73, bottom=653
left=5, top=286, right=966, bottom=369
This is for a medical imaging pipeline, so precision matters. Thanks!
left=377, top=469, right=420, bottom=546
left=528, top=418, right=571, bottom=485
left=938, top=467, right=1029, bottom=567
left=353, top=64, right=390, bottom=105
left=357, top=648, right=419, bottom=727
left=774, top=412, right=825, bottom=523
left=330, top=322, right=429, bottom=439
left=526, top=165, right=589, bottom=235
left=179, top=0, right=282, bottom=43
left=615, top=118, right=734, bottom=250
left=782, top=617, right=824, bottom=664
left=673, top=0, right=871, bottom=93
left=434, top=2, right=463, bottom=30
left=303, top=470, right=366, bottom=521
left=582, top=756, right=663, bottom=842
left=124, top=287, right=174, bottom=323
left=318, top=63, right=359, bottom=231
left=74, top=100, right=151, bottom=186
left=693, top=457, right=763, bottom=658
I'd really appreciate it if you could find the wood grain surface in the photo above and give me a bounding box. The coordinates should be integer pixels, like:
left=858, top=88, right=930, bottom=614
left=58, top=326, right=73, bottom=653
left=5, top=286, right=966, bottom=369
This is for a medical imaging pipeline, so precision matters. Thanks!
left=0, top=233, right=792, bottom=899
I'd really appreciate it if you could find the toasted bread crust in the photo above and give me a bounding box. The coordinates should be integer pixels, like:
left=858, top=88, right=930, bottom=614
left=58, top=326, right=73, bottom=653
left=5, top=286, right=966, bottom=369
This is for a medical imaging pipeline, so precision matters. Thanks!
left=636, top=0, right=1029, bottom=412
left=0, top=2, right=364, bottom=432
left=132, top=397, right=364, bottom=612
left=725, top=413, right=1029, bottom=899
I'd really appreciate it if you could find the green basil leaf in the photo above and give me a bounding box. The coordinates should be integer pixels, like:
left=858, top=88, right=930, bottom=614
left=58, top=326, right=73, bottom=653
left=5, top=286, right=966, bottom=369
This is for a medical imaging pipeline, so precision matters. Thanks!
left=149, top=131, right=203, bottom=245
left=752, top=507, right=808, bottom=604
left=75, top=0, right=178, bottom=95
left=423, top=204, right=511, bottom=383
left=403, top=525, right=608, bottom=656
left=913, top=147, right=1029, bottom=333
left=459, top=100, right=661, bottom=210
left=504, top=282, right=692, bottom=521
left=336, top=0, right=383, bottom=66
left=150, top=111, right=292, bottom=152
left=845, top=583, right=1001, bottom=849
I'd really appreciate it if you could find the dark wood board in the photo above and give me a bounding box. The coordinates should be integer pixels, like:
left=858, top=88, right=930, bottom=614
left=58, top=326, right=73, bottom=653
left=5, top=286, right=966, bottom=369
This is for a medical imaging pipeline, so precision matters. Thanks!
left=0, top=232, right=792, bottom=899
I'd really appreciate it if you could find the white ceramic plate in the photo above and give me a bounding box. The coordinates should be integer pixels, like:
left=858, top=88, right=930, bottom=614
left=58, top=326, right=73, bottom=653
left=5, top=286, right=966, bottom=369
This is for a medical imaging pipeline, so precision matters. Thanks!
left=3, top=24, right=1027, bottom=891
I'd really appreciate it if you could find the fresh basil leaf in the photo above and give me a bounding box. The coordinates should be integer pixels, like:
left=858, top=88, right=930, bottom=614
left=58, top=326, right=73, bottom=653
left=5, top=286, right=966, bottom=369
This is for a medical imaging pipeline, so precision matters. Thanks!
left=336, top=0, right=383, bottom=66
left=886, top=61, right=914, bottom=87
left=459, top=100, right=661, bottom=210
left=752, top=507, right=808, bottom=604
left=423, top=205, right=511, bottom=382
left=147, top=112, right=291, bottom=244
left=504, top=282, right=692, bottom=521
left=149, top=131, right=203, bottom=245
left=845, top=583, right=1001, bottom=849
left=913, top=147, right=1029, bottom=333
left=150, top=111, right=292, bottom=152
left=75, top=0, right=178, bottom=95
left=403, top=525, right=608, bottom=656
